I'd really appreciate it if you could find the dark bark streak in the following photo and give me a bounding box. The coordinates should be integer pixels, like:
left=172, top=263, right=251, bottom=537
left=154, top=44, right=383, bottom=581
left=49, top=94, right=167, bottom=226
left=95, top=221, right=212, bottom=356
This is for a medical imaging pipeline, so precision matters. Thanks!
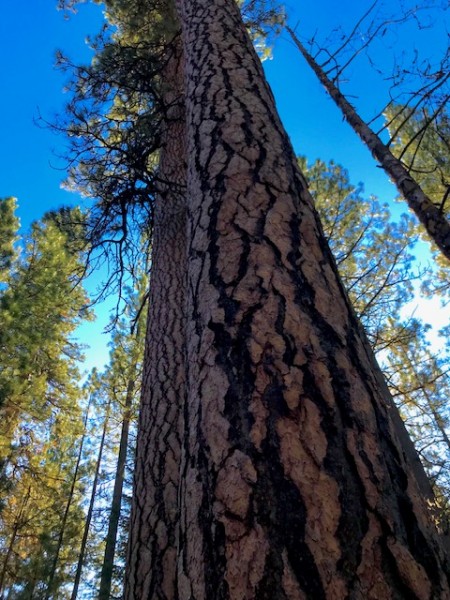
left=197, top=423, right=229, bottom=600
left=173, top=0, right=450, bottom=597
left=256, top=402, right=327, bottom=599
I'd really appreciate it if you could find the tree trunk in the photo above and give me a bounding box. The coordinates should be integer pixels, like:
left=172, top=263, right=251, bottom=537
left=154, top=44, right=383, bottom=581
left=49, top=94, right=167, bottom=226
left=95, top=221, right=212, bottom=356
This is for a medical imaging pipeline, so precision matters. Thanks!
left=124, top=32, right=187, bottom=600
left=169, top=0, right=450, bottom=598
left=71, top=399, right=110, bottom=600
left=45, top=397, right=92, bottom=600
left=0, top=486, right=30, bottom=594
left=98, top=376, right=135, bottom=599
left=287, top=27, right=450, bottom=264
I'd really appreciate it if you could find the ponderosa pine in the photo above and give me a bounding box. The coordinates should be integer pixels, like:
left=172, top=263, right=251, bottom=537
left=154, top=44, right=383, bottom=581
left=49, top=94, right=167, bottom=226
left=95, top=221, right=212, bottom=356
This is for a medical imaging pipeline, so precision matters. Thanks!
left=125, top=28, right=188, bottom=600
left=124, top=0, right=450, bottom=597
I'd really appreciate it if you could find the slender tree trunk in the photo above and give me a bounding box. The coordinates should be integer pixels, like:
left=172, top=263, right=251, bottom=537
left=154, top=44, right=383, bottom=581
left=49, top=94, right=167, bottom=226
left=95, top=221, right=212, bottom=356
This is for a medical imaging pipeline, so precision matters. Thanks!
left=168, top=0, right=450, bottom=598
left=0, top=487, right=30, bottom=594
left=124, top=32, right=187, bottom=600
left=286, top=26, right=450, bottom=263
left=45, top=397, right=92, bottom=600
left=71, top=400, right=110, bottom=600
left=24, top=571, right=37, bottom=599
left=98, top=376, right=135, bottom=600
left=0, top=523, right=18, bottom=595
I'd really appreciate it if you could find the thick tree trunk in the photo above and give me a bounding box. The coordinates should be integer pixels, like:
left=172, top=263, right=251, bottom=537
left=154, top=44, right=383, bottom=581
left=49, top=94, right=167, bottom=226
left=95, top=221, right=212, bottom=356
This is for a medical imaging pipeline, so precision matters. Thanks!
left=168, top=0, right=450, bottom=598
left=124, top=34, right=187, bottom=600
left=99, top=376, right=135, bottom=599
left=287, top=26, right=450, bottom=263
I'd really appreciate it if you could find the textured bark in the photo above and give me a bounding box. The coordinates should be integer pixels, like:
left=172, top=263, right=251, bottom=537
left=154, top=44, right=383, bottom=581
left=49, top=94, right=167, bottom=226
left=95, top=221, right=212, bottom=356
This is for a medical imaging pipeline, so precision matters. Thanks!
left=124, top=35, right=187, bottom=600
left=287, top=26, right=450, bottom=264
left=169, top=1, right=450, bottom=598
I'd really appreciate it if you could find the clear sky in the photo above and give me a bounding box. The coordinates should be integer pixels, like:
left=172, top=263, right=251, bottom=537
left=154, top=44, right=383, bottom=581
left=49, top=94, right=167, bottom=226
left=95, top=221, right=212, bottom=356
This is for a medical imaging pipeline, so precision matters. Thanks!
left=1, top=0, right=448, bottom=369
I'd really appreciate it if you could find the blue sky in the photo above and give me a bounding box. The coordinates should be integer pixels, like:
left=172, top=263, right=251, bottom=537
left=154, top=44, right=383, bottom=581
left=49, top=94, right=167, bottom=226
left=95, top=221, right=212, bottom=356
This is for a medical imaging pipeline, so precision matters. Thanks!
left=1, top=1, right=104, bottom=231
left=1, top=0, right=448, bottom=369
left=1, top=0, right=414, bottom=228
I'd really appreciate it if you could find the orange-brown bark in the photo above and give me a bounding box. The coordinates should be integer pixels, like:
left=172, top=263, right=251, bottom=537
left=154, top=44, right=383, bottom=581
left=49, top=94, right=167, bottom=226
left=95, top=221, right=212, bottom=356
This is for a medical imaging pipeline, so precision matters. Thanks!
left=124, top=36, right=187, bottom=600
left=171, top=0, right=450, bottom=598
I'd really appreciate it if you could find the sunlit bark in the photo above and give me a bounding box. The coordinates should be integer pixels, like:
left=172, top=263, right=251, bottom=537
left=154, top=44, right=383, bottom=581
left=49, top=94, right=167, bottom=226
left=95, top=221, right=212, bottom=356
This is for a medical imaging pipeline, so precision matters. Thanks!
left=170, top=0, right=450, bottom=597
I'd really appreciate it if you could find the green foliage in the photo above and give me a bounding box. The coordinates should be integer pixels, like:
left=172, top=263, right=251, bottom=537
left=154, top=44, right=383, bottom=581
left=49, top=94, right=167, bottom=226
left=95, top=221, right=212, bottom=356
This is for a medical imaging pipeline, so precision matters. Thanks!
left=0, top=198, right=20, bottom=283
left=385, top=105, right=450, bottom=209
left=0, top=411, right=87, bottom=599
left=0, top=214, right=88, bottom=431
left=0, top=209, right=90, bottom=597
left=385, top=104, right=450, bottom=295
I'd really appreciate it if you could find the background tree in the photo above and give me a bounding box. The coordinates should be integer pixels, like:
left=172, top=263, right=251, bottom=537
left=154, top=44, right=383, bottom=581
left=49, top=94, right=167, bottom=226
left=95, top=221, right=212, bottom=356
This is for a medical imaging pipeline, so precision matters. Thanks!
left=0, top=197, right=19, bottom=282
left=98, top=274, right=147, bottom=600
left=70, top=372, right=112, bottom=600
left=0, top=210, right=89, bottom=476
left=385, top=327, right=450, bottom=521
left=0, top=209, right=90, bottom=598
left=385, top=103, right=450, bottom=295
left=287, top=19, right=450, bottom=262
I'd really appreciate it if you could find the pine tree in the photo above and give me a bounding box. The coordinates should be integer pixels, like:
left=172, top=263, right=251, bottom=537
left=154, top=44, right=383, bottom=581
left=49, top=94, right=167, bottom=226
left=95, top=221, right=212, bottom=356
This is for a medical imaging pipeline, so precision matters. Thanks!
left=98, top=275, right=147, bottom=599
left=287, top=26, right=450, bottom=263
left=124, top=0, right=450, bottom=596
left=384, top=325, right=450, bottom=519
left=0, top=211, right=88, bottom=468
left=0, top=209, right=90, bottom=598
left=70, top=372, right=111, bottom=600
left=56, top=0, right=450, bottom=596
left=0, top=197, right=19, bottom=283
left=0, top=399, right=87, bottom=598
